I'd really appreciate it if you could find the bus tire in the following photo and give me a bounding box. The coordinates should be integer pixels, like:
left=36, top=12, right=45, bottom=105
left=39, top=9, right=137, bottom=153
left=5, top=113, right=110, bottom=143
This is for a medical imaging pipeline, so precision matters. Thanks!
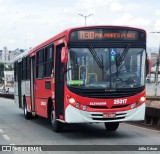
left=50, top=107, right=64, bottom=132
left=23, top=98, right=32, bottom=120
left=104, top=122, right=119, bottom=131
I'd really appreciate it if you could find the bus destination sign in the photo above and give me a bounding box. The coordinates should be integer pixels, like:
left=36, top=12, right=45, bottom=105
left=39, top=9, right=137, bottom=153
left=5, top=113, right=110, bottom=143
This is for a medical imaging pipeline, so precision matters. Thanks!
left=70, top=28, right=145, bottom=42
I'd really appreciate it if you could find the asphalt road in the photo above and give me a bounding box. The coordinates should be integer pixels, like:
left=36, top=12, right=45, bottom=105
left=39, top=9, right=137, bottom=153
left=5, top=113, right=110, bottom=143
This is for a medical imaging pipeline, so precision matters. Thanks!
left=0, top=97, right=160, bottom=154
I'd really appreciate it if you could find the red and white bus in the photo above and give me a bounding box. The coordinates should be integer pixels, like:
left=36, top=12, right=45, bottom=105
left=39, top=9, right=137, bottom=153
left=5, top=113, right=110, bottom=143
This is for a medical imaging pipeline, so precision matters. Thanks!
left=14, top=26, right=148, bottom=132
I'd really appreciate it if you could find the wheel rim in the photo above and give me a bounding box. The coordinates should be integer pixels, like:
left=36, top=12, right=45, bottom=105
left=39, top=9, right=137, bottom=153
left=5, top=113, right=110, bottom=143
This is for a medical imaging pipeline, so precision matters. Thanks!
left=51, top=110, right=55, bottom=124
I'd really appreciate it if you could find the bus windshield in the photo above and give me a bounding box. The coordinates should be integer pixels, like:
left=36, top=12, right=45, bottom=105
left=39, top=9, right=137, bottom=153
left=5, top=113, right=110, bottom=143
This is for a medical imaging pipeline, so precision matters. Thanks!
left=66, top=47, right=146, bottom=89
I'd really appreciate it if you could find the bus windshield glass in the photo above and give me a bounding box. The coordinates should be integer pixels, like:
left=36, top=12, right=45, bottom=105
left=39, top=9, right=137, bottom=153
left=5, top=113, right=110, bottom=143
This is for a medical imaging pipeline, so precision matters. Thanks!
left=66, top=47, right=146, bottom=89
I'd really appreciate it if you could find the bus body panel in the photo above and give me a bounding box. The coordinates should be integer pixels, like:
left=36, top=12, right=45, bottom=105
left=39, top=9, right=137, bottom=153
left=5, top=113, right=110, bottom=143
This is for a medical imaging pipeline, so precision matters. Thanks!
left=14, top=82, right=19, bottom=107
left=64, top=86, right=145, bottom=123
left=26, top=96, right=32, bottom=112
left=34, top=78, right=53, bottom=117
left=21, top=81, right=31, bottom=98
left=35, top=98, right=48, bottom=118
left=14, top=26, right=147, bottom=125
left=35, top=79, right=53, bottom=99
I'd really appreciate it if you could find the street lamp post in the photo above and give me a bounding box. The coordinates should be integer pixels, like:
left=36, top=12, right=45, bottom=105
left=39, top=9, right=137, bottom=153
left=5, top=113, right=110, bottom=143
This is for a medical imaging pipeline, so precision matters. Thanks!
left=3, top=62, right=5, bottom=92
left=78, top=14, right=93, bottom=26
left=150, top=32, right=160, bottom=96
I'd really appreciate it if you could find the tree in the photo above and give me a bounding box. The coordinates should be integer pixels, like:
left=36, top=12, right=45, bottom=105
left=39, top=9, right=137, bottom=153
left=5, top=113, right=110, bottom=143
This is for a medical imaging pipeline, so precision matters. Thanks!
left=5, top=64, right=13, bottom=71
left=0, top=63, right=4, bottom=84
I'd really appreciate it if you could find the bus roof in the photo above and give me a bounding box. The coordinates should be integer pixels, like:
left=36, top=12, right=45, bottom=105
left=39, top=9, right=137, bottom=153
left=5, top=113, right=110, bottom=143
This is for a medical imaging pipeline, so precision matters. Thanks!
left=14, top=25, right=146, bottom=62
left=29, top=25, right=146, bottom=52
left=14, top=49, right=30, bottom=62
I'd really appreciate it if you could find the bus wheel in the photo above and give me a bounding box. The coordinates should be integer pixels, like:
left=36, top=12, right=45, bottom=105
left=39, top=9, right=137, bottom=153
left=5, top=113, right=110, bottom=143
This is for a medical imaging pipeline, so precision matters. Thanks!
left=51, top=107, right=64, bottom=132
left=23, top=100, right=32, bottom=120
left=104, top=122, right=119, bottom=131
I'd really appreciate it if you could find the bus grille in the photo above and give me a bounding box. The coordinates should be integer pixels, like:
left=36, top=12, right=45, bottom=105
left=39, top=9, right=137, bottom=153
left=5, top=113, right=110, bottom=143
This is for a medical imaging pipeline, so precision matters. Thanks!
left=92, top=117, right=125, bottom=121
left=67, top=86, right=144, bottom=99
left=89, top=104, right=129, bottom=109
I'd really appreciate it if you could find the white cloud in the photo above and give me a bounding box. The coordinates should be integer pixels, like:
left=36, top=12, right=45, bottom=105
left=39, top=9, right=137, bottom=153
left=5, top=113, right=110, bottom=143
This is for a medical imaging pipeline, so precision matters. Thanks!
left=110, top=2, right=124, bottom=12
left=8, top=39, right=16, bottom=44
left=0, top=0, right=159, bottom=49
left=130, top=17, right=151, bottom=27
left=155, top=9, right=160, bottom=16
left=113, top=14, right=132, bottom=25
left=0, top=6, right=7, bottom=13
left=113, top=13, right=150, bottom=28
left=74, top=0, right=124, bottom=15
left=154, top=19, right=160, bottom=31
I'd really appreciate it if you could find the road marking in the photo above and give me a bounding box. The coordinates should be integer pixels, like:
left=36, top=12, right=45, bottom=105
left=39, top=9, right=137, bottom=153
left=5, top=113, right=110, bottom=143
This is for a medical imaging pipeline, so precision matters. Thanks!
left=123, top=123, right=160, bottom=133
left=2, top=134, right=11, bottom=141
left=0, top=129, right=14, bottom=144
left=0, top=129, right=4, bottom=133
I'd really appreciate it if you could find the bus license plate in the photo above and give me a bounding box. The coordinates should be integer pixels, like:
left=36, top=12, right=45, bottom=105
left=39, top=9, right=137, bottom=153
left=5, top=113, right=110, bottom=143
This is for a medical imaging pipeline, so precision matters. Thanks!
left=103, top=113, right=116, bottom=118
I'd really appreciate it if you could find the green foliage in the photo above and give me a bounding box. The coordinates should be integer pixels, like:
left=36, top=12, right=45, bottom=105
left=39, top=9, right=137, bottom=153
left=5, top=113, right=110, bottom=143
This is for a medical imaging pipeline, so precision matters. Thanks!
left=0, top=63, right=13, bottom=83
left=5, top=64, right=13, bottom=71
left=0, top=63, right=4, bottom=82
left=0, top=63, right=4, bottom=77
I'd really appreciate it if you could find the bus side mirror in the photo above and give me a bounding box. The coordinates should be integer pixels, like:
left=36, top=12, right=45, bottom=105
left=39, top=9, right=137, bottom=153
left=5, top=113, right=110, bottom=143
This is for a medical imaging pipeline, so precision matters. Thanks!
left=61, top=47, right=68, bottom=64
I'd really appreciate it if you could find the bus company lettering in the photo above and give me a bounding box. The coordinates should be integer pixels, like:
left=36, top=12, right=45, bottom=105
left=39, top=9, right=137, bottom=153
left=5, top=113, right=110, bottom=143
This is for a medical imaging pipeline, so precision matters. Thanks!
left=114, top=99, right=127, bottom=105
left=90, top=102, right=107, bottom=106
left=79, top=31, right=136, bottom=40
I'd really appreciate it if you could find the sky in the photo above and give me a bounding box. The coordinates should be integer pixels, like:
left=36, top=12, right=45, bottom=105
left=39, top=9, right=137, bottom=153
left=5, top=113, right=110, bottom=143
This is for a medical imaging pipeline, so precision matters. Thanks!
left=0, top=0, right=160, bottom=51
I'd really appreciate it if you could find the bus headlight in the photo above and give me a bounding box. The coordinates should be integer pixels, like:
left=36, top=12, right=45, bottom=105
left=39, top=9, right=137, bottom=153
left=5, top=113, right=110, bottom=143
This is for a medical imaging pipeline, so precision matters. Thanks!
left=140, top=96, right=146, bottom=103
left=69, top=98, right=76, bottom=104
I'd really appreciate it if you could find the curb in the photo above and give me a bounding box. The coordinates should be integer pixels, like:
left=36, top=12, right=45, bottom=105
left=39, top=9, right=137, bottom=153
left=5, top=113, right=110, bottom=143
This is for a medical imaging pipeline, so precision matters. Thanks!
left=0, top=93, right=14, bottom=99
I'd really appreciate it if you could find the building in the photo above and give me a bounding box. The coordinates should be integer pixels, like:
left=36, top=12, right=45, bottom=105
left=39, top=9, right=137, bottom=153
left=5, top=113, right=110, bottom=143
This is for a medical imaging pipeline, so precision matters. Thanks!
left=0, top=47, right=23, bottom=62
left=0, top=47, right=24, bottom=87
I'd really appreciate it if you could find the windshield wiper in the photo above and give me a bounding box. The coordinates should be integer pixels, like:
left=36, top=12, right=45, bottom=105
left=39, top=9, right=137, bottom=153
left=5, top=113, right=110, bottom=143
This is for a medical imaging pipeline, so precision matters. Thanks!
left=88, top=44, right=104, bottom=69
left=88, top=44, right=105, bottom=80
left=116, top=44, right=131, bottom=67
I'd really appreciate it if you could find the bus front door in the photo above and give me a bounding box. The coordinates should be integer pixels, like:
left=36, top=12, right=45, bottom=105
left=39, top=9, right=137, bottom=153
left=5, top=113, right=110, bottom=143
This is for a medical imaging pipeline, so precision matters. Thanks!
left=55, top=44, right=65, bottom=120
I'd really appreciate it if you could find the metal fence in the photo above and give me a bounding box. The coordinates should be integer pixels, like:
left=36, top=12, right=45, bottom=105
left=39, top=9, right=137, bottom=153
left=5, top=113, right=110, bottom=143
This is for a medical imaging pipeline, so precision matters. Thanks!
left=146, top=73, right=160, bottom=97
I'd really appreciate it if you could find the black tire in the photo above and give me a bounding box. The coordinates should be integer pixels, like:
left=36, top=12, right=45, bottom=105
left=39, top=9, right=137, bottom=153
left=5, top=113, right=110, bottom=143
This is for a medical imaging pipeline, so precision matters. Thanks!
left=50, top=107, right=64, bottom=132
left=23, top=98, right=32, bottom=120
left=104, top=122, right=119, bottom=131
left=34, top=114, right=39, bottom=119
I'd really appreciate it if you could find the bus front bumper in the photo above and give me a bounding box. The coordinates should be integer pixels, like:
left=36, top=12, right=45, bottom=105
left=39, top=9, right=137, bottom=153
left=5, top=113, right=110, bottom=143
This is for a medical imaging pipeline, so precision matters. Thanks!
left=65, top=103, right=145, bottom=123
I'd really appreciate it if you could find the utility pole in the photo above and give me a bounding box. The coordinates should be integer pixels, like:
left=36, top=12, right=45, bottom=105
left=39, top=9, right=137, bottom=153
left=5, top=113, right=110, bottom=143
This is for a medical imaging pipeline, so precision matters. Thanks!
left=78, top=14, right=93, bottom=26
left=2, top=47, right=7, bottom=92
left=3, top=62, right=5, bottom=93
left=150, top=32, right=160, bottom=96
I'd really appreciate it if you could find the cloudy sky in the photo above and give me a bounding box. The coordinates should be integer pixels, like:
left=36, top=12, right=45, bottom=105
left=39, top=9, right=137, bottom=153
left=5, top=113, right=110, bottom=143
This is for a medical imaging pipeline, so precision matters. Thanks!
left=0, top=0, right=160, bottom=51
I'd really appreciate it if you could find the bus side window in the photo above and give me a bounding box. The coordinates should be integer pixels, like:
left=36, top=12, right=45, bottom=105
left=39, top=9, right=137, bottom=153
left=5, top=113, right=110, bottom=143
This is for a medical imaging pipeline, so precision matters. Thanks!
left=22, top=57, right=27, bottom=80
left=26, top=56, right=31, bottom=80
left=36, top=49, right=44, bottom=78
left=44, top=45, right=54, bottom=77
